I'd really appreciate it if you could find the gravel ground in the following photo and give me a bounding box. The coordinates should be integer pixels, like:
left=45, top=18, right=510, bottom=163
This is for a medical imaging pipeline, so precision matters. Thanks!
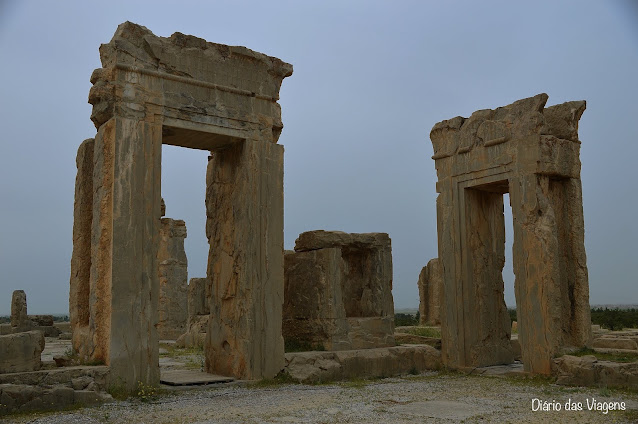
left=3, top=372, right=638, bottom=424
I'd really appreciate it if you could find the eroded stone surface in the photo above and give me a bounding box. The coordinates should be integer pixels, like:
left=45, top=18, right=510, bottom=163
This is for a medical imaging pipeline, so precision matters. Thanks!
left=431, top=94, right=591, bottom=374
left=553, top=355, right=638, bottom=389
left=158, top=218, right=188, bottom=340
left=283, top=345, right=441, bottom=383
left=0, top=331, right=45, bottom=373
left=11, top=290, right=28, bottom=331
left=71, top=21, right=291, bottom=388
left=418, top=258, right=442, bottom=326
left=283, top=231, right=395, bottom=352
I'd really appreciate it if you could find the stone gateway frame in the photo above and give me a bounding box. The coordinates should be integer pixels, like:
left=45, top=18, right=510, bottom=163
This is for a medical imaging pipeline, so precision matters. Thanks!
left=69, top=22, right=292, bottom=389
left=430, top=94, right=591, bottom=374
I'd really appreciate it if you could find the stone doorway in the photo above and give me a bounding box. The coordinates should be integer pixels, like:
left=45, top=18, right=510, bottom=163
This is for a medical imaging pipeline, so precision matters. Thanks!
left=69, top=22, right=292, bottom=390
left=430, top=94, right=592, bottom=374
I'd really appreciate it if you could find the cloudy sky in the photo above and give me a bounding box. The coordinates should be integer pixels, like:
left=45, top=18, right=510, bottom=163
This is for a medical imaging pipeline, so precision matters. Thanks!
left=0, top=1, right=636, bottom=315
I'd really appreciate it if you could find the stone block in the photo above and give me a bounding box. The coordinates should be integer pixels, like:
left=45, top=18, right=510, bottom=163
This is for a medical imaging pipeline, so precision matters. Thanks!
left=188, top=278, right=210, bottom=317
left=158, top=218, right=188, bottom=340
left=418, top=258, right=442, bottom=326
left=284, top=345, right=441, bottom=384
left=283, top=248, right=350, bottom=351
left=592, top=337, right=638, bottom=351
left=0, top=331, right=45, bottom=373
left=553, top=355, right=638, bottom=389
left=10, top=290, right=29, bottom=330
left=347, top=317, right=395, bottom=349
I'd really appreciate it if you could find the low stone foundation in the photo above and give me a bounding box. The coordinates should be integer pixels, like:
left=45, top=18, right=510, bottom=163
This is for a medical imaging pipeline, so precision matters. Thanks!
left=283, top=344, right=441, bottom=383
left=0, top=331, right=45, bottom=373
left=552, top=355, right=638, bottom=389
left=0, top=366, right=111, bottom=415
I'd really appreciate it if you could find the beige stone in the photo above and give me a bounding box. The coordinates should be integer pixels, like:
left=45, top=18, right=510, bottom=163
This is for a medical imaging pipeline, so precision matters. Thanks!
left=0, top=331, right=44, bottom=373
left=417, top=258, right=442, bottom=326
left=553, top=355, right=638, bottom=389
left=282, top=248, right=350, bottom=351
left=158, top=218, right=188, bottom=340
left=430, top=94, right=591, bottom=374
left=205, top=139, right=285, bottom=379
left=176, top=277, right=211, bottom=347
left=70, top=21, right=291, bottom=389
left=69, top=139, right=93, bottom=358
left=283, top=345, right=441, bottom=384
left=592, top=337, right=638, bottom=351
left=283, top=231, right=395, bottom=352
left=11, top=290, right=29, bottom=330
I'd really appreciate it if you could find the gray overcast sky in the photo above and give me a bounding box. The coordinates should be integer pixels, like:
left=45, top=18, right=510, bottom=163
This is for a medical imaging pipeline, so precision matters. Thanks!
left=0, top=1, right=637, bottom=315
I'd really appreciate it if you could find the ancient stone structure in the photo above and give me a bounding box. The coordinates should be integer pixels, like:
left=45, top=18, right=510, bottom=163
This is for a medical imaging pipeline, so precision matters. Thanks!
left=430, top=94, right=591, bottom=374
left=417, top=258, right=442, bottom=326
left=0, top=331, right=45, bottom=373
left=69, top=22, right=291, bottom=388
left=11, top=290, right=28, bottom=331
left=283, top=231, right=395, bottom=351
left=176, top=277, right=210, bottom=347
left=158, top=216, right=188, bottom=340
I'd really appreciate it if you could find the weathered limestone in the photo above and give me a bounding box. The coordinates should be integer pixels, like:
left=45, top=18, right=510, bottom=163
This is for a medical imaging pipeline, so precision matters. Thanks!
left=69, top=138, right=94, bottom=358
left=417, top=258, right=442, bottom=326
left=0, top=331, right=45, bottom=373
left=430, top=94, right=591, bottom=374
left=176, top=277, right=210, bottom=348
left=283, top=345, right=441, bottom=384
left=283, top=248, right=350, bottom=351
left=283, top=231, right=395, bottom=351
left=70, top=21, right=291, bottom=388
left=205, top=140, right=285, bottom=379
left=158, top=218, right=188, bottom=340
left=553, top=355, right=638, bottom=389
left=11, top=290, right=28, bottom=331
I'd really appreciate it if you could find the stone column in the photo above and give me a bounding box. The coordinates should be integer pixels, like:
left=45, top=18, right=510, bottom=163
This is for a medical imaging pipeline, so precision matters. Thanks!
left=510, top=174, right=563, bottom=374
left=90, top=116, right=162, bottom=389
left=418, top=258, right=442, bottom=326
left=205, top=139, right=284, bottom=379
left=462, top=189, right=513, bottom=366
left=10, top=290, right=28, bottom=331
left=69, top=138, right=94, bottom=357
left=158, top=218, right=188, bottom=340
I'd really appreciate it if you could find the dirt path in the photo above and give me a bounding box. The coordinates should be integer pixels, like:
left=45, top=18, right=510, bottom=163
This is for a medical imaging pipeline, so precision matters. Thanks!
left=3, top=372, right=638, bottom=423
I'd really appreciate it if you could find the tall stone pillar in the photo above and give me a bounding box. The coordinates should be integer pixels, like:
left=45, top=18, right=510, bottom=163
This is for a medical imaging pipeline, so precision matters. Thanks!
left=70, top=138, right=94, bottom=357
left=89, top=116, right=162, bottom=389
left=10, top=290, right=28, bottom=331
left=205, top=139, right=284, bottom=379
left=158, top=218, right=188, bottom=340
left=418, top=258, right=443, bottom=326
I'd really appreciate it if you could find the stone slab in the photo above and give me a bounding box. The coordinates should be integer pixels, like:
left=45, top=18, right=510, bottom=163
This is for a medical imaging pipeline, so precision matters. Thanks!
left=160, top=369, right=233, bottom=386
left=393, top=400, right=495, bottom=420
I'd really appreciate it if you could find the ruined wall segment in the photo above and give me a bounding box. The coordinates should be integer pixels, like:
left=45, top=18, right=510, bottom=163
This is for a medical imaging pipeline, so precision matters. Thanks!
left=418, top=258, right=442, bottom=326
left=157, top=218, right=188, bottom=340
left=284, top=231, right=395, bottom=351
left=430, top=93, right=591, bottom=374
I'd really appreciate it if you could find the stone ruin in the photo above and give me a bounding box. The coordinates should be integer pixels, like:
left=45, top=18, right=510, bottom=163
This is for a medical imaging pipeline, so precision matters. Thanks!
left=157, top=203, right=188, bottom=340
left=417, top=258, right=442, bottom=326
left=0, top=290, right=60, bottom=338
left=68, top=21, right=292, bottom=390
left=429, top=93, right=591, bottom=374
left=283, top=231, right=395, bottom=351
left=176, top=277, right=210, bottom=348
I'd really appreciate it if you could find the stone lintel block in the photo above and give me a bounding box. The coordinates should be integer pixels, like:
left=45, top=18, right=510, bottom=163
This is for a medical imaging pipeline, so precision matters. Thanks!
left=294, top=230, right=390, bottom=253
left=0, top=331, right=45, bottom=373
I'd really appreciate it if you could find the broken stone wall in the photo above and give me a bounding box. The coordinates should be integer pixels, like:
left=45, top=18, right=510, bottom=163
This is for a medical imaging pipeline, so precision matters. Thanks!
left=176, top=277, right=210, bottom=348
left=283, top=231, right=395, bottom=351
left=417, top=258, right=442, bottom=326
left=157, top=217, right=188, bottom=340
